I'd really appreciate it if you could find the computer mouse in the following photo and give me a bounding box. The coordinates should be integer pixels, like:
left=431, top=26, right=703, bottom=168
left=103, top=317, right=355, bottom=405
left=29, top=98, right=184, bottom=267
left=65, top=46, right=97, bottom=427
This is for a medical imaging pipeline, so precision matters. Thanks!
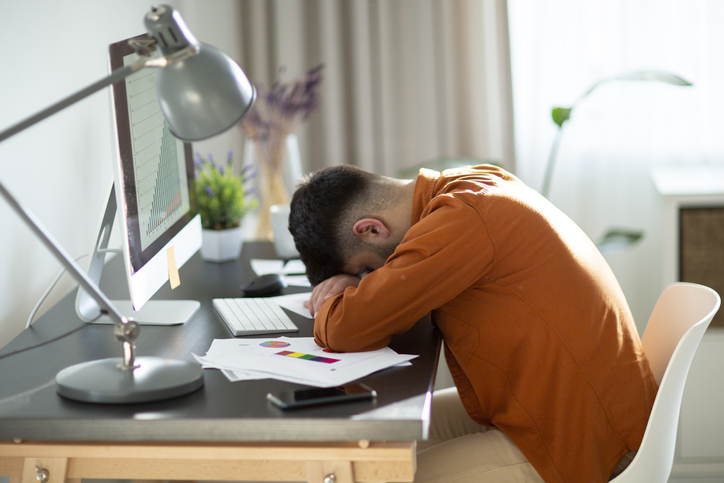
left=241, top=273, right=287, bottom=297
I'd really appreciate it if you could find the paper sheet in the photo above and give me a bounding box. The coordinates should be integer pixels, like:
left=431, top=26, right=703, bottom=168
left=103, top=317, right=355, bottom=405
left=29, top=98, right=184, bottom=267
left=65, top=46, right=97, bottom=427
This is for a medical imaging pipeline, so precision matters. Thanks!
left=282, top=275, right=311, bottom=287
left=251, top=259, right=307, bottom=275
left=273, top=292, right=313, bottom=319
left=251, top=259, right=310, bottom=287
left=194, top=336, right=417, bottom=387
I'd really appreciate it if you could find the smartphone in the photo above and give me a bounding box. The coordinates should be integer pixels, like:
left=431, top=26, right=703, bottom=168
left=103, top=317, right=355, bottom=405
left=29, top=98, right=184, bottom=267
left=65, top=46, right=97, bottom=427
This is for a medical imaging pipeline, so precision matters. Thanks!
left=266, top=383, right=377, bottom=409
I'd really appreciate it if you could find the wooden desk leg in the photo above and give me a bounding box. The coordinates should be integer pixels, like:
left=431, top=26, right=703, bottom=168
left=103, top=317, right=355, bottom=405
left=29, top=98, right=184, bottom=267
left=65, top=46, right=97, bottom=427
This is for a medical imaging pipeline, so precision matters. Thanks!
left=306, top=460, right=354, bottom=483
left=20, top=457, right=78, bottom=483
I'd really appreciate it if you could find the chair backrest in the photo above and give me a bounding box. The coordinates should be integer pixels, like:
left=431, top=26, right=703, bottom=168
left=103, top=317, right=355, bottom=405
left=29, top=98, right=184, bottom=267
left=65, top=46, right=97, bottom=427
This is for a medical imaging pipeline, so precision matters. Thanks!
left=612, top=282, right=720, bottom=482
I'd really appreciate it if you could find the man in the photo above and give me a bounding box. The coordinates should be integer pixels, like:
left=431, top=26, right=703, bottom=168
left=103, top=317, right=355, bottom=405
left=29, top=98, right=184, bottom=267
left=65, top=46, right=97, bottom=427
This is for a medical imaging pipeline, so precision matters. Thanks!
left=289, top=164, right=657, bottom=482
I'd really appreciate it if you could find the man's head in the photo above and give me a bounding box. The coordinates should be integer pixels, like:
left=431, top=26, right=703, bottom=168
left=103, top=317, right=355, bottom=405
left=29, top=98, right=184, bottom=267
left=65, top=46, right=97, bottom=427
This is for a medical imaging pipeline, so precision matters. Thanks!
left=289, top=165, right=411, bottom=285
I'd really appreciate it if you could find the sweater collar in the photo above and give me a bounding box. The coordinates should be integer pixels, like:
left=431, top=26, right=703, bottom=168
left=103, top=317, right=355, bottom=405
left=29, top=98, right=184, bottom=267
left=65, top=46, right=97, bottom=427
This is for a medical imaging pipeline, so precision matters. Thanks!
left=410, top=168, right=440, bottom=226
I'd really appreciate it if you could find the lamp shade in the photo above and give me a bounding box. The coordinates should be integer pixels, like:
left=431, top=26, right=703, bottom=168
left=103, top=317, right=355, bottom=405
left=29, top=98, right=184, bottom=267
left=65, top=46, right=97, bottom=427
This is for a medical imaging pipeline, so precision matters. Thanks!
left=155, top=43, right=256, bottom=141
left=144, top=5, right=256, bottom=141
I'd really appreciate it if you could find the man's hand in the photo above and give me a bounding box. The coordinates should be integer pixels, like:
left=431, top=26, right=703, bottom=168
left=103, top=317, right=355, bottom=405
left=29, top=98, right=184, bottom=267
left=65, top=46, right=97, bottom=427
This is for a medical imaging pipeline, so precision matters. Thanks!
left=307, top=274, right=361, bottom=317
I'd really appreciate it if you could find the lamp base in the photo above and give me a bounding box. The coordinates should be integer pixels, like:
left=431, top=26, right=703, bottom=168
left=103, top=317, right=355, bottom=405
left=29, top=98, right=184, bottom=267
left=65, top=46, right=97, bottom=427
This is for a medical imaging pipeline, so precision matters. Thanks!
left=56, top=357, right=204, bottom=404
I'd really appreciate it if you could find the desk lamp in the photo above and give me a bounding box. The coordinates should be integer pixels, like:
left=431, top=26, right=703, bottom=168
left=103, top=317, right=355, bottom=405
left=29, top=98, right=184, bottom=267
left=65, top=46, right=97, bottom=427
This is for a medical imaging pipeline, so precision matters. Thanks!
left=0, top=5, right=255, bottom=403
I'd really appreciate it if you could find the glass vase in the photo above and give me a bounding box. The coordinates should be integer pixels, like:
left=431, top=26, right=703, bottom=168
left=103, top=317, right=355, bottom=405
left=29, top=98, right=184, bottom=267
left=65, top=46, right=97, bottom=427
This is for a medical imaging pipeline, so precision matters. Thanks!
left=245, top=134, right=302, bottom=241
left=257, top=160, right=290, bottom=240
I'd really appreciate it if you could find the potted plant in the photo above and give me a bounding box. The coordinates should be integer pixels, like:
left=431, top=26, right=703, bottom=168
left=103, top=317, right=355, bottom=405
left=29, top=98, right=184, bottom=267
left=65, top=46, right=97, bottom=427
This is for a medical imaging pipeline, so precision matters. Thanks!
left=191, top=151, right=257, bottom=262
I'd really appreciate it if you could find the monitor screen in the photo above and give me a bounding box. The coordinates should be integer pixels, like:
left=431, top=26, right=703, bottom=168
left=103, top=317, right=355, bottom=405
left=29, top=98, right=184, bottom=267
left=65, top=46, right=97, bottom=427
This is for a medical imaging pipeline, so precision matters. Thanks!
left=109, top=34, right=196, bottom=275
left=74, top=34, right=202, bottom=324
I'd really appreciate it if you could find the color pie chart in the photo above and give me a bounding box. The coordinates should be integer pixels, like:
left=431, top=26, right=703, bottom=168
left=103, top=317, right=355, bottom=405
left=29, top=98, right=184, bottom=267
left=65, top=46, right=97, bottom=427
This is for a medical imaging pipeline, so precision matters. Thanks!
left=260, top=341, right=291, bottom=348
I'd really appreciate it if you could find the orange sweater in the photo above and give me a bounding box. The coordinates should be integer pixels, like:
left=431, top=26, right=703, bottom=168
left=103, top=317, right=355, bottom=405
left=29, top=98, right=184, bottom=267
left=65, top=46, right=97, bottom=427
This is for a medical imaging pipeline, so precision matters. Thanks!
left=314, top=165, right=657, bottom=482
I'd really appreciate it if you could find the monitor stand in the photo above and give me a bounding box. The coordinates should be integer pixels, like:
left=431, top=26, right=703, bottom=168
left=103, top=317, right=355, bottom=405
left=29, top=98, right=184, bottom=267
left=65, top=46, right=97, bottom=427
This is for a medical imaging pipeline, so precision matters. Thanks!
left=89, top=300, right=199, bottom=325
left=75, top=184, right=200, bottom=326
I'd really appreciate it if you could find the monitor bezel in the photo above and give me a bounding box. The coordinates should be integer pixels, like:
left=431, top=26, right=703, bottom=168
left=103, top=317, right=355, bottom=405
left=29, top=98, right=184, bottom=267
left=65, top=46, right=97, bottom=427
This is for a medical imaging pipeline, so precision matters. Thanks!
left=109, top=34, right=196, bottom=275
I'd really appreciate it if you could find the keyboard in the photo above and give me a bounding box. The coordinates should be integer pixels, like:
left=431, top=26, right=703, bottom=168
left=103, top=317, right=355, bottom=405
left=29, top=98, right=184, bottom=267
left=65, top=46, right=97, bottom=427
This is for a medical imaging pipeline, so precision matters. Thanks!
left=212, top=297, right=299, bottom=336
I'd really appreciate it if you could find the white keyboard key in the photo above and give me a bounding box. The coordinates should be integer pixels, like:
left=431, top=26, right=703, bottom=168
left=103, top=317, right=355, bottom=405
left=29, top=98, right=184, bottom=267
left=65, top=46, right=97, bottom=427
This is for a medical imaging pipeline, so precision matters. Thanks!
left=213, top=298, right=299, bottom=336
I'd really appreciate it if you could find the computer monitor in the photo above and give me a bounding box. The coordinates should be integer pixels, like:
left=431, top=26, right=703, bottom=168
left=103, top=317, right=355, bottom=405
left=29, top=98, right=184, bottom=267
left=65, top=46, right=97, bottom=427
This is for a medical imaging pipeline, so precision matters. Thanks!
left=75, top=34, right=202, bottom=325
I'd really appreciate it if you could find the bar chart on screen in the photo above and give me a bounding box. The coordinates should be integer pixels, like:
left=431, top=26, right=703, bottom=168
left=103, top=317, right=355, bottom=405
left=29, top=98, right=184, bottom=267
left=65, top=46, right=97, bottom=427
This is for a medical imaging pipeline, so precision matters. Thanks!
left=125, top=64, right=190, bottom=251
left=145, top=123, right=183, bottom=237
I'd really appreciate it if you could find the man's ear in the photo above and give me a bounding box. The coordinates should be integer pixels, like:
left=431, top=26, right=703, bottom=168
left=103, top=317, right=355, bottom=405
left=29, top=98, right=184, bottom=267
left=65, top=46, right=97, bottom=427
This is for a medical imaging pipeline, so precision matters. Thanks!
left=353, top=218, right=390, bottom=242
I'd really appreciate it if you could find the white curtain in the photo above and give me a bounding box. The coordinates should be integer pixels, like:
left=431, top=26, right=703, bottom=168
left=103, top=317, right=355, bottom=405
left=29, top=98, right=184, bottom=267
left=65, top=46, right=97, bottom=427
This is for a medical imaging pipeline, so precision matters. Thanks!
left=508, top=0, right=724, bottom=331
left=237, top=0, right=515, bottom=177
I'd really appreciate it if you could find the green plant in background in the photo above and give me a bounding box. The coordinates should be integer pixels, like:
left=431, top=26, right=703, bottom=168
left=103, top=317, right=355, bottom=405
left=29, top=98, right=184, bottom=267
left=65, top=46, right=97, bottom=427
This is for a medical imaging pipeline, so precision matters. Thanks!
left=191, top=151, right=258, bottom=230
left=542, top=70, right=693, bottom=252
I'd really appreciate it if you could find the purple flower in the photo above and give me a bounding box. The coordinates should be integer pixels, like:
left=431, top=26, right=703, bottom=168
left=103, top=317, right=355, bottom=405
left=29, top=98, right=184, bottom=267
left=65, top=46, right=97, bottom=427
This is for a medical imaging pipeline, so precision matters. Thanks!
left=193, top=152, right=204, bottom=169
left=205, top=186, right=214, bottom=197
left=240, top=63, right=324, bottom=142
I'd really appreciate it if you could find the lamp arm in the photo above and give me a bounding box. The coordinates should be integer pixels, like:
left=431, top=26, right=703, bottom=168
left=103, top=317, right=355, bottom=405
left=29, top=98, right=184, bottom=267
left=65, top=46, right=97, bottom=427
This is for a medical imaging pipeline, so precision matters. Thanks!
left=0, top=59, right=153, bottom=143
left=0, top=38, right=204, bottom=373
left=0, top=44, right=198, bottom=144
left=0, top=182, right=129, bottom=326
left=0, top=180, right=144, bottom=370
left=0, top=57, right=163, bottom=369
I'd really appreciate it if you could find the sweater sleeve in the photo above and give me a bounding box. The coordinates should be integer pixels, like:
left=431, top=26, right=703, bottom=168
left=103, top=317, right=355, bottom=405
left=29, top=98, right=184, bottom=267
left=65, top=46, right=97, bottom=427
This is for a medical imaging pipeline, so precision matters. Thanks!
left=314, top=195, right=495, bottom=352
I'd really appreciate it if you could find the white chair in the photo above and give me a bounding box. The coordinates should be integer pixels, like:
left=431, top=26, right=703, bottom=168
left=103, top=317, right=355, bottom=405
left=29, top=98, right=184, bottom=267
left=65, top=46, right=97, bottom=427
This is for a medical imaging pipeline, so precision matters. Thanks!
left=611, top=282, right=721, bottom=482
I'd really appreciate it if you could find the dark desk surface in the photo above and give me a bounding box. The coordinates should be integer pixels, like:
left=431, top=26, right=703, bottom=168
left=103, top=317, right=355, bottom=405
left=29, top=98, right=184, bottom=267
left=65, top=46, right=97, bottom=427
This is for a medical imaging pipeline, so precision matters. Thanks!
left=0, top=242, right=440, bottom=443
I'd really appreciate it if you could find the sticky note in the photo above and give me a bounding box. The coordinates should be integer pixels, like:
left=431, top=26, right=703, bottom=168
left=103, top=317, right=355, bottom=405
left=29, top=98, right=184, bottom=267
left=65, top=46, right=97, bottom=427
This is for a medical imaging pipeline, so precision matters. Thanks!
left=167, top=246, right=180, bottom=289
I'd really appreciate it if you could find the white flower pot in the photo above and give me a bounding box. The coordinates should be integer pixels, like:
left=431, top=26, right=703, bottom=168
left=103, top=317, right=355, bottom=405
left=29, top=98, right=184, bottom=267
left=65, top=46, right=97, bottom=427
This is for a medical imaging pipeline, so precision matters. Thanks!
left=200, top=225, right=244, bottom=262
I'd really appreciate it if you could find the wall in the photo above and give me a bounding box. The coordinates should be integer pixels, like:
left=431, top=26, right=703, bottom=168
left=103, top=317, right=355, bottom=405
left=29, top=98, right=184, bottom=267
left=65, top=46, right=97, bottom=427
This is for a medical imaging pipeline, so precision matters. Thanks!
left=0, top=0, right=246, bottom=349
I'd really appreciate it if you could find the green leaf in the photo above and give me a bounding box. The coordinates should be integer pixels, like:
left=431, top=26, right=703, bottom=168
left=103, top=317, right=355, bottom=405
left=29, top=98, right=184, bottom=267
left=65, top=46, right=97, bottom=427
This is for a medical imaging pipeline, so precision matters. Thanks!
left=596, top=229, right=644, bottom=253
left=551, top=107, right=572, bottom=128
left=190, top=153, right=258, bottom=230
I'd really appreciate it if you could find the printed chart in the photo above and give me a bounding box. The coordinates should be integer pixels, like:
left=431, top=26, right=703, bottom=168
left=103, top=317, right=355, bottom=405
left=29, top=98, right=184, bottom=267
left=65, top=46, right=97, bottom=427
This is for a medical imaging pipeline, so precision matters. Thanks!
left=194, top=337, right=418, bottom=387
left=275, top=350, right=340, bottom=364
left=260, top=341, right=291, bottom=348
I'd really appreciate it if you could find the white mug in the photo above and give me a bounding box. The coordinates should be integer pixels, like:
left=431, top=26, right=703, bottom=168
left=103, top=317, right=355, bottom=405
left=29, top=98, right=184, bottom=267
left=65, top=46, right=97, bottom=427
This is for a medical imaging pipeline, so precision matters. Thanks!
left=270, top=204, right=300, bottom=259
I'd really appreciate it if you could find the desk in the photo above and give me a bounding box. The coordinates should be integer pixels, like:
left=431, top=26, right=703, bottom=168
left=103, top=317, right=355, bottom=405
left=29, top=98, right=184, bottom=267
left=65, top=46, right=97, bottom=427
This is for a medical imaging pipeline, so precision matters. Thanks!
left=0, top=242, right=441, bottom=483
